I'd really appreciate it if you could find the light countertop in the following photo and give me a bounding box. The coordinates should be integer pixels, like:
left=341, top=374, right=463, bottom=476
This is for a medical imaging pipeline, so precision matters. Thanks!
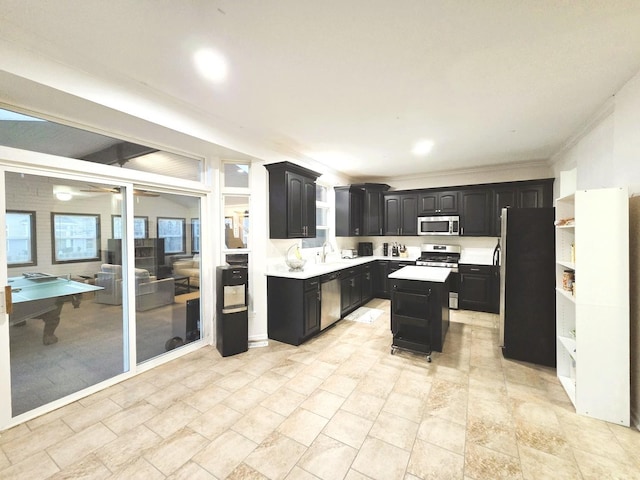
left=387, top=265, right=451, bottom=283
left=266, top=255, right=419, bottom=279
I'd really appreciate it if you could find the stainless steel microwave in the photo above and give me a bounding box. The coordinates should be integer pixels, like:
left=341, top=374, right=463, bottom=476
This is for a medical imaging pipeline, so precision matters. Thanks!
left=417, top=216, right=460, bottom=235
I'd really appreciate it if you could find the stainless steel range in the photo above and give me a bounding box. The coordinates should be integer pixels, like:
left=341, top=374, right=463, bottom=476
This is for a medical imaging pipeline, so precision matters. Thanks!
left=416, top=244, right=461, bottom=309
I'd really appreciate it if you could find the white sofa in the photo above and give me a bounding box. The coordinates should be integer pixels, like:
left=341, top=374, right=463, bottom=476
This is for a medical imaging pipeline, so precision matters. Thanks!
left=95, top=264, right=175, bottom=311
left=172, top=255, right=200, bottom=288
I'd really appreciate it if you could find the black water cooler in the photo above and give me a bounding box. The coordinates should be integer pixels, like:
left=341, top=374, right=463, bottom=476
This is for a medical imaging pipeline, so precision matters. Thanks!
left=216, top=266, right=248, bottom=357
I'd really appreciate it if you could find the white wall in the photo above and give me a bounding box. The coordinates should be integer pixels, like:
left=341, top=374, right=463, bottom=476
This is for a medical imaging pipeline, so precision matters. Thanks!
left=551, top=67, right=640, bottom=428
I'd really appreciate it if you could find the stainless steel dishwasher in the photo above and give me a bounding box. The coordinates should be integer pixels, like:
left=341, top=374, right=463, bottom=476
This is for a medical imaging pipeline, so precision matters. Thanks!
left=320, top=271, right=341, bottom=330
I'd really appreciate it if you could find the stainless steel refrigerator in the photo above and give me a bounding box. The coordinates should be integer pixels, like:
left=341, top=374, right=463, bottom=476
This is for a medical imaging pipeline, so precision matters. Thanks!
left=499, top=207, right=556, bottom=367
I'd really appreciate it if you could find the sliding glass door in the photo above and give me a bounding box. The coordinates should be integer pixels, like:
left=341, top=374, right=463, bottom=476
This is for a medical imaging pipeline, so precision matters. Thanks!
left=3, top=172, right=127, bottom=417
left=132, top=190, right=201, bottom=363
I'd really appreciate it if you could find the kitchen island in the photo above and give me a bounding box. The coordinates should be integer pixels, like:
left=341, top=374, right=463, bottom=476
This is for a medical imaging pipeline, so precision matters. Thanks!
left=388, top=266, right=451, bottom=359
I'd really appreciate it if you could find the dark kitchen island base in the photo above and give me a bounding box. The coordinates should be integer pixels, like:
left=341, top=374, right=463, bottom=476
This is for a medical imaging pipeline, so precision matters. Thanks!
left=389, top=267, right=451, bottom=358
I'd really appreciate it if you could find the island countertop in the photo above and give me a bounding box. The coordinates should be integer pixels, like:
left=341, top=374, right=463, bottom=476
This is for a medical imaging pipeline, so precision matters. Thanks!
left=387, top=265, right=451, bottom=283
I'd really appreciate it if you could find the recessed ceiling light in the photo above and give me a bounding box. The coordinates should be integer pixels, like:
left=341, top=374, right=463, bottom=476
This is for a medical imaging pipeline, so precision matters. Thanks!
left=194, top=48, right=228, bottom=83
left=412, top=139, right=435, bottom=156
left=55, top=192, right=73, bottom=201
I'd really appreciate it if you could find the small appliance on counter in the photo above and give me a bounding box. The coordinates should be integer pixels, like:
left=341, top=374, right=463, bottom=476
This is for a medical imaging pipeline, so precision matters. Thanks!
left=341, top=249, right=357, bottom=259
left=357, top=242, right=373, bottom=256
left=383, top=242, right=389, bottom=256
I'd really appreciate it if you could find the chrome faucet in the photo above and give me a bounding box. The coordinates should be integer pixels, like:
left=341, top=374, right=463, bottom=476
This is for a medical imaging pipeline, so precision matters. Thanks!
left=321, top=241, right=333, bottom=263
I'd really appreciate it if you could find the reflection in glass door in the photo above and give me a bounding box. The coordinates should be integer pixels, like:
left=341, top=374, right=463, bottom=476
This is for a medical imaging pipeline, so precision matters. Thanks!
left=132, top=190, right=201, bottom=363
left=5, top=172, right=126, bottom=417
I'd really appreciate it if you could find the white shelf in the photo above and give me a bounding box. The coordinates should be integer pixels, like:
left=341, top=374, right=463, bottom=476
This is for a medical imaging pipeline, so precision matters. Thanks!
left=555, top=287, right=575, bottom=303
left=556, top=260, right=575, bottom=270
left=555, top=187, right=629, bottom=426
left=558, top=375, right=576, bottom=406
left=558, top=336, right=576, bottom=360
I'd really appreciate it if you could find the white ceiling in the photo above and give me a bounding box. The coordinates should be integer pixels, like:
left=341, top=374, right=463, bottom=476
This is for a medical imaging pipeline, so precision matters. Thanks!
left=2, top=1, right=640, bottom=180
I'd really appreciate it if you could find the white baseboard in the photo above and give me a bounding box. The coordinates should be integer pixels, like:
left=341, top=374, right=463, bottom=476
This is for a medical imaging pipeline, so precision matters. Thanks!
left=248, top=333, right=269, bottom=348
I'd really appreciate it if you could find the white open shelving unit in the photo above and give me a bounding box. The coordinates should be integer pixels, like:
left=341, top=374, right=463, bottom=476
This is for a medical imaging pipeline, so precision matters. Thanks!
left=555, top=187, right=630, bottom=426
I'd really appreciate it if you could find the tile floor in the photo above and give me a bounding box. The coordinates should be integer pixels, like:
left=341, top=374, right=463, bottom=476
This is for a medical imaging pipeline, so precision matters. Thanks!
left=1, top=299, right=639, bottom=479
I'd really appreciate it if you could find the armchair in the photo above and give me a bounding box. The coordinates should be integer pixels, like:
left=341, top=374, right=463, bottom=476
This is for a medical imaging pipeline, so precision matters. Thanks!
left=95, top=264, right=175, bottom=310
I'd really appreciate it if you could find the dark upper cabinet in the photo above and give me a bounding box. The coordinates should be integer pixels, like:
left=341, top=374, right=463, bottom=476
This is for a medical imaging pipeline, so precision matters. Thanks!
left=265, top=162, right=320, bottom=239
left=335, top=183, right=390, bottom=237
left=460, top=189, right=493, bottom=236
left=362, top=183, right=390, bottom=236
left=335, top=186, right=364, bottom=236
left=384, top=193, right=418, bottom=236
left=492, top=179, right=554, bottom=235
left=418, top=190, right=459, bottom=215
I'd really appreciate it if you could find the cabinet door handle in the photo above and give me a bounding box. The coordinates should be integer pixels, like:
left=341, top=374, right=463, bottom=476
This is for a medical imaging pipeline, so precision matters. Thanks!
left=470, top=268, right=480, bottom=272
left=461, top=227, right=464, bottom=235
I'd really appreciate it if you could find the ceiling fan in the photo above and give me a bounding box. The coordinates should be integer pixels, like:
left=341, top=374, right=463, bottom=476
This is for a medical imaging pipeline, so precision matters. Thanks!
left=81, top=184, right=159, bottom=197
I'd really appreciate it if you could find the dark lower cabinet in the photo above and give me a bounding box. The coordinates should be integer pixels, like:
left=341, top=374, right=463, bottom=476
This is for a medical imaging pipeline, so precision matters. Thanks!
left=390, top=277, right=449, bottom=354
left=267, top=276, right=320, bottom=346
left=459, top=264, right=497, bottom=313
left=387, top=260, right=415, bottom=298
left=361, top=264, right=373, bottom=303
left=373, top=260, right=390, bottom=298
left=340, top=268, right=362, bottom=316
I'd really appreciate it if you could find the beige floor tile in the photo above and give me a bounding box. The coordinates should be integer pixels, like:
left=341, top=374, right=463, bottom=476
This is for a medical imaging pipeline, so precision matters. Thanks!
left=286, top=371, right=325, bottom=395
left=182, top=383, right=233, bottom=412
left=47, top=422, right=118, bottom=469
left=464, top=443, right=523, bottom=480
left=572, top=448, right=640, bottom=480
left=323, top=410, right=373, bottom=449
left=214, top=370, right=258, bottom=392
left=249, top=370, right=290, bottom=394
left=351, top=437, right=410, bottom=480
left=245, top=432, right=307, bottom=480
left=0, top=451, right=60, bottom=480
left=62, top=397, right=123, bottom=433
left=382, top=391, right=425, bottom=423
left=144, top=400, right=202, bottom=438
left=344, top=469, right=374, bottom=480
left=341, top=390, right=386, bottom=421
left=278, top=407, right=329, bottom=446
left=143, top=427, right=209, bottom=476
left=518, top=444, right=581, bottom=480
left=320, top=373, right=359, bottom=397
left=466, top=416, right=519, bottom=458
left=222, top=385, right=269, bottom=413
left=285, top=465, right=324, bottom=479
left=417, top=415, right=466, bottom=455
left=297, top=433, right=357, bottom=480
left=368, top=411, right=418, bottom=450
left=300, top=389, right=345, bottom=419
left=407, top=439, right=464, bottom=480
left=2, top=418, right=74, bottom=465
left=193, top=429, right=257, bottom=479
left=514, top=419, right=573, bottom=460
left=48, top=453, right=112, bottom=480
left=260, top=386, right=308, bottom=417
left=102, top=400, right=161, bottom=436
left=166, top=460, right=217, bottom=480
left=232, top=405, right=286, bottom=444
left=188, top=403, right=243, bottom=440
left=355, top=373, right=396, bottom=398
left=109, top=379, right=160, bottom=409
left=5, top=305, right=637, bottom=480
left=96, top=424, right=161, bottom=472
left=109, top=456, right=164, bottom=480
